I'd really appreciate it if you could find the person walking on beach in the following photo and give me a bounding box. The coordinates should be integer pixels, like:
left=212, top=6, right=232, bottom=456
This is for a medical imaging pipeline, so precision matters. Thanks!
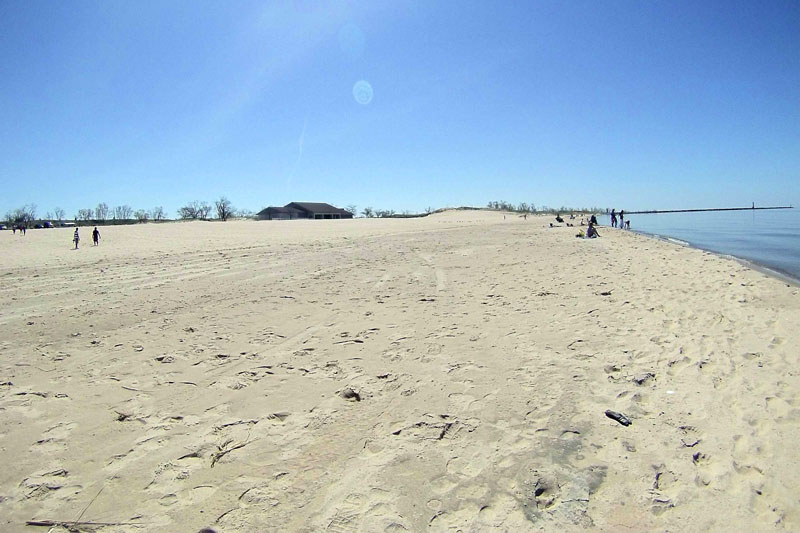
left=73, top=228, right=80, bottom=249
left=92, top=227, right=100, bottom=246
left=611, top=209, right=617, bottom=228
left=619, top=210, right=624, bottom=228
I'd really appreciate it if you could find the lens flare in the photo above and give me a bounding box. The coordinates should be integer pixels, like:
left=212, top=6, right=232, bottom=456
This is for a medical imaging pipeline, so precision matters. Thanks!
left=352, top=80, right=373, bottom=105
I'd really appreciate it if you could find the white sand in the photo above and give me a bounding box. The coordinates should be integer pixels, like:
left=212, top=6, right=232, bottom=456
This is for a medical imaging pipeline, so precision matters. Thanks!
left=1, top=211, right=799, bottom=531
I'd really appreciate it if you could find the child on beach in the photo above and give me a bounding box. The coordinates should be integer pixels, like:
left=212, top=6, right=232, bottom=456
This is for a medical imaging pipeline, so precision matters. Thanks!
left=92, top=227, right=100, bottom=246
left=73, top=228, right=80, bottom=249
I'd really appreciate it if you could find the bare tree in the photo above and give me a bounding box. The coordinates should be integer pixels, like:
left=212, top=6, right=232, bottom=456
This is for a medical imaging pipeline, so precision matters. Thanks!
left=215, top=196, right=234, bottom=221
left=346, top=204, right=357, bottom=217
left=113, top=205, right=133, bottom=220
left=362, top=207, right=374, bottom=218
left=5, top=206, right=34, bottom=225
left=77, top=208, right=93, bottom=221
left=178, top=201, right=212, bottom=220
left=95, top=203, right=109, bottom=220
left=236, top=208, right=253, bottom=218
left=54, top=207, right=65, bottom=221
left=23, top=204, right=37, bottom=222
left=150, top=206, right=165, bottom=221
left=177, top=205, right=196, bottom=220
left=134, top=209, right=149, bottom=222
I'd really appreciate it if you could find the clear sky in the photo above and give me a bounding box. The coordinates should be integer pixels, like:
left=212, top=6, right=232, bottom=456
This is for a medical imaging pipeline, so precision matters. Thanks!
left=1, top=1, right=798, bottom=218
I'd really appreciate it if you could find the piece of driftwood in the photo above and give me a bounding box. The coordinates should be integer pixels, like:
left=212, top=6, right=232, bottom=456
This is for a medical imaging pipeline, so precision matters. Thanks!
left=605, top=410, right=632, bottom=426
left=26, top=519, right=142, bottom=527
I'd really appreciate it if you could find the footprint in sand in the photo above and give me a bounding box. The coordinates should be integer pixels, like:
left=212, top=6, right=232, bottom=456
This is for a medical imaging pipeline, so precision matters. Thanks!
left=19, top=467, right=78, bottom=501
left=475, top=492, right=528, bottom=529
left=651, top=465, right=678, bottom=515
left=33, top=422, right=77, bottom=454
left=447, top=392, right=481, bottom=412
left=325, top=493, right=367, bottom=532
left=769, top=336, right=784, bottom=348
left=666, top=355, right=692, bottom=377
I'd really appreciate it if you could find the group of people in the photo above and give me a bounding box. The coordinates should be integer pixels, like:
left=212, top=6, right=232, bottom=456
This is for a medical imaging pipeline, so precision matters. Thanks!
left=7, top=225, right=102, bottom=247
left=610, top=209, right=630, bottom=229
left=73, top=227, right=101, bottom=249
left=571, top=214, right=601, bottom=238
left=575, top=210, right=630, bottom=239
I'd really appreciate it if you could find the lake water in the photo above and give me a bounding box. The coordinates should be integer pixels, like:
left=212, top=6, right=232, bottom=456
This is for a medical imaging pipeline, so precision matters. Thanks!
left=599, top=208, right=800, bottom=282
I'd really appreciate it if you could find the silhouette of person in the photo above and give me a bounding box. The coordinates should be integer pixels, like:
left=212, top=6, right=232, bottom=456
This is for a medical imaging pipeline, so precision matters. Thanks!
left=73, top=228, right=80, bottom=249
left=92, top=227, right=100, bottom=246
left=611, top=209, right=617, bottom=228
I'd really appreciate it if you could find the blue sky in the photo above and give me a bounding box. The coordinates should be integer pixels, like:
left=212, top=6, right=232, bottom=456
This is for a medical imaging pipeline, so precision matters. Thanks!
left=1, top=1, right=798, bottom=218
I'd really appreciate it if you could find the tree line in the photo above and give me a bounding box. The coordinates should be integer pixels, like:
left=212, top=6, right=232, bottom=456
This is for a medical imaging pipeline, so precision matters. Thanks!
left=74, top=204, right=166, bottom=223
left=4, top=197, right=248, bottom=226
left=2, top=203, right=168, bottom=225
left=486, top=201, right=605, bottom=214
left=4, top=204, right=40, bottom=225
left=356, top=206, right=434, bottom=218
left=176, top=197, right=250, bottom=221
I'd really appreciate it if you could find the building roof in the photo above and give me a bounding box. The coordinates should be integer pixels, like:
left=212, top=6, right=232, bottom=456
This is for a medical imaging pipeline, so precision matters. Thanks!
left=286, top=202, right=351, bottom=215
left=257, top=202, right=354, bottom=217
left=257, top=206, right=303, bottom=215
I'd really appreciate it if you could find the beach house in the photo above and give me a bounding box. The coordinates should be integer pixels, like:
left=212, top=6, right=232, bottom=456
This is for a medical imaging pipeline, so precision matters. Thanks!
left=257, top=202, right=354, bottom=220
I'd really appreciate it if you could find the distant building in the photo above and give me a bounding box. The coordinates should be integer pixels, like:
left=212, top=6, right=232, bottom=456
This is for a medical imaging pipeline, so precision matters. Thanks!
left=257, top=202, right=354, bottom=220
left=257, top=206, right=305, bottom=220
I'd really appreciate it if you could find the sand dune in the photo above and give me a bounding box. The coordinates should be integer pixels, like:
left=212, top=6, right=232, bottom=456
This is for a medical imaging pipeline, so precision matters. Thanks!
left=1, top=211, right=799, bottom=531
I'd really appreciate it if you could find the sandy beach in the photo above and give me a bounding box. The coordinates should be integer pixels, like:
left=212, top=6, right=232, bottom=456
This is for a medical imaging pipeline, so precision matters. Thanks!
left=1, top=210, right=799, bottom=532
